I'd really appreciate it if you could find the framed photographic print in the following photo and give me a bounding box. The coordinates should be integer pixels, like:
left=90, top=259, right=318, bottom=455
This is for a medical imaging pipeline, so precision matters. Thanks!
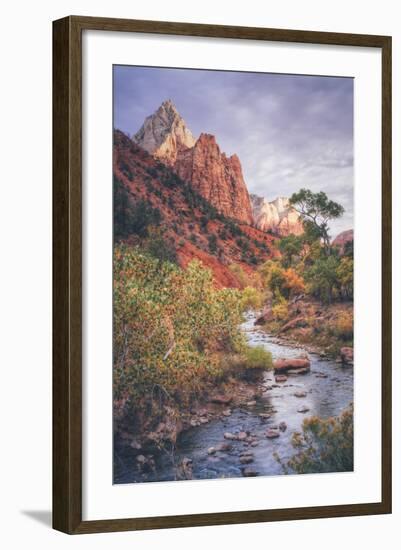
left=53, top=16, right=392, bottom=534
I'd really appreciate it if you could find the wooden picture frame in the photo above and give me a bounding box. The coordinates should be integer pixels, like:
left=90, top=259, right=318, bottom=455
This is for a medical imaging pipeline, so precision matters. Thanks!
left=53, top=15, right=392, bottom=534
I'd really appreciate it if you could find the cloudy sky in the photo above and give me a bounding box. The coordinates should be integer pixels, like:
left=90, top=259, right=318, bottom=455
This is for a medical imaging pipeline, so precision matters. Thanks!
left=114, top=65, right=353, bottom=236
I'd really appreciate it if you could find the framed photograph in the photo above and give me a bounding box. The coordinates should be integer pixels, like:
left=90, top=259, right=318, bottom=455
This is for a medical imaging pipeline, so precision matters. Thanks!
left=53, top=16, right=392, bottom=534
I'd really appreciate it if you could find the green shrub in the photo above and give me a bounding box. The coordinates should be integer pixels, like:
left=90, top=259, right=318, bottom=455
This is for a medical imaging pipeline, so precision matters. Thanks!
left=218, top=345, right=272, bottom=382
left=113, top=245, right=244, bottom=415
left=242, top=345, right=273, bottom=370
left=208, top=234, right=218, bottom=254
left=275, top=404, right=353, bottom=474
left=241, top=286, right=264, bottom=311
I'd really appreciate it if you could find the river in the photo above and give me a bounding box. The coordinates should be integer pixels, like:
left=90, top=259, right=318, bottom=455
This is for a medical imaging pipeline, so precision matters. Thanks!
left=114, top=311, right=353, bottom=483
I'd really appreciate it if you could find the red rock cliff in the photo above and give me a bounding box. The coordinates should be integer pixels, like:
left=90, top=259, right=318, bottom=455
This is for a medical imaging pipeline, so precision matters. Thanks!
left=174, top=133, right=254, bottom=225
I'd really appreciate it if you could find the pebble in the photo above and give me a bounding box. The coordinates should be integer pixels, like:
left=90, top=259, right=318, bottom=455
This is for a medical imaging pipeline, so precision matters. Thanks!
left=216, top=442, right=232, bottom=452
left=222, top=409, right=232, bottom=417
left=279, top=421, right=287, bottom=432
left=297, top=406, right=310, bottom=413
left=237, top=431, right=248, bottom=441
left=246, top=400, right=257, bottom=406
left=294, top=391, right=307, bottom=398
left=240, top=455, right=254, bottom=464
left=242, top=468, right=259, bottom=477
left=224, top=432, right=236, bottom=440
left=266, top=429, right=280, bottom=439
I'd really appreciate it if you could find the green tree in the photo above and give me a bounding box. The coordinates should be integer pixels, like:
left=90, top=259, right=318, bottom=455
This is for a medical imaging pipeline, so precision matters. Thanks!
left=290, top=189, right=345, bottom=255
left=336, top=256, right=353, bottom=299
left=305, top=255, right=340, bottom=303
left=278, top=234, right=303, bottom=267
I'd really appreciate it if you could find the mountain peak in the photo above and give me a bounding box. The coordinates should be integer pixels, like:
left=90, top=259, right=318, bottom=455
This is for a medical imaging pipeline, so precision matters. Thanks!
left=133, top=100, right=196, bottom=165
left=251, top=193, right=303, bottom=236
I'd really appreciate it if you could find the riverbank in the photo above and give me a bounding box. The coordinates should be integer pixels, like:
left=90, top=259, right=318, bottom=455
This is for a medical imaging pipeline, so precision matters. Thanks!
left=255, top=296, right=353, bottom=359
left=114, top=311, right=354, bottom=483
left=114, top=370, right=268, bottom=477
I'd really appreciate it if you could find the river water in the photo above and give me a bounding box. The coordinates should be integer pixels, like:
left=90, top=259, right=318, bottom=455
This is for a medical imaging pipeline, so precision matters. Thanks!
left=114, top=311, right=353, bottom=483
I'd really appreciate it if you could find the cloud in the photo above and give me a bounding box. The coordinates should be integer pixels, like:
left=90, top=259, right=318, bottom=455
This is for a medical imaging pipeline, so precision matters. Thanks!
left=114, top=66, right=354, bottom=236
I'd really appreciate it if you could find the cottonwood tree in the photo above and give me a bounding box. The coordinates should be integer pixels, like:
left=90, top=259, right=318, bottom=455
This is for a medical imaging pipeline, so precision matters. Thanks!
left=289, top=189, right=345, bottom=255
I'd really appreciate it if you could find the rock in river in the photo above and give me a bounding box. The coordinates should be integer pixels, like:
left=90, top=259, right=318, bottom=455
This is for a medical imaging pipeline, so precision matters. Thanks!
left=273, top=357, right=311, bottom=374
left=297, top=405, right=310, bottom=413
left=340, top=346, right=354, bottom=365
left=266, top=429, right=280, bottom=439
left=242, top=467, right=259, bottom=477
left=211, top=394, right=232, bottom=405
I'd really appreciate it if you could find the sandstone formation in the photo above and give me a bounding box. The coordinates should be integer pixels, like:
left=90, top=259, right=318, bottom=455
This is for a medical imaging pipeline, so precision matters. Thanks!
left=133, top=100, right=254, bottom=224
left=250, top=194, right=303, bottom=235
left=133, top=99, right=196, bottom=165
left=332, top=229, right=354, bottom=255
left=174, top=133, right=254, bottom=224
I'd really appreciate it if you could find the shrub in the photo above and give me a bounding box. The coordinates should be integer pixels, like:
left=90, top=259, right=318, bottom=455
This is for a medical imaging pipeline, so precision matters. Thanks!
left=113, top=246, right=244, bottom=414
left=241, top=286, right=264, bottom=311
left=145, top=232, right=177, bottom=264
left=275, top=404, right=353, bottom=474
left=271, top=294, right=289, bottom=321
left=332, top=310, right=353, bottom=341
left=242, top=345, right=273, bottom=370
left=208, top=234, right=218, bottom=254
left=220, top=345, right=273, bottom=382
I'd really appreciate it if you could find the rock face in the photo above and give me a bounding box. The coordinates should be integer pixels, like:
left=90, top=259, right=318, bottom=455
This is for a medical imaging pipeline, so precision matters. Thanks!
left=332, top=229, right=354, bottom=255
left=250, top=194, right=303, bottom=235
left=133, top=99, right=196, bottom=165
left=175, top=133, right=254, bottom=224
left=133, top=100, right=254, bottom=225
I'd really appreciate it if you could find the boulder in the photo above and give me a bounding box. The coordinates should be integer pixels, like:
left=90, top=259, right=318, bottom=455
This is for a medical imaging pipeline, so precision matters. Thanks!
left=275, top=374, right=288, bottom=383
left=273, top=357, right=311, bottom=374
left=254, top=307, right=273, bottom=325
left=340, top=347, right=354, bottom=365
left=266, top=429, right=280, bottom=439
left=210, top=394, right=232, bottom=405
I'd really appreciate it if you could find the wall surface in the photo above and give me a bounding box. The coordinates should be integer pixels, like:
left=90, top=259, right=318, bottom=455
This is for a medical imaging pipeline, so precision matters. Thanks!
left=0, top=1, right=399, bottom=548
